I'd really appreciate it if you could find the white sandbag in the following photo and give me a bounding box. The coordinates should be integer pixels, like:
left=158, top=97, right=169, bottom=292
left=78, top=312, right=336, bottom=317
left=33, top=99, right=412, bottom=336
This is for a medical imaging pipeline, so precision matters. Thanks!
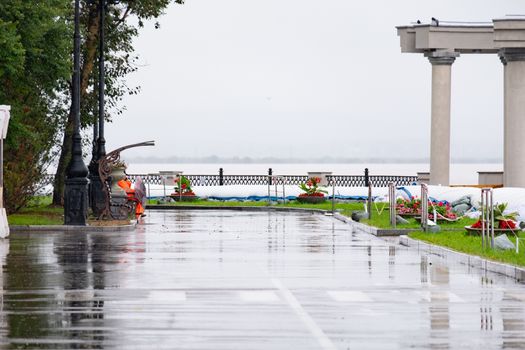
left=494, top=234, right=515, bottom=251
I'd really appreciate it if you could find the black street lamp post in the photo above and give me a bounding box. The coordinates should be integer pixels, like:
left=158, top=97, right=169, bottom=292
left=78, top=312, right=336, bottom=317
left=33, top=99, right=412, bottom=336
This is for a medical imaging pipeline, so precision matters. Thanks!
left=89, top=0, right=106, bottom=216
left=97, top=0, right=106, bottom=163
left=64, top=0, right=89, bottom=225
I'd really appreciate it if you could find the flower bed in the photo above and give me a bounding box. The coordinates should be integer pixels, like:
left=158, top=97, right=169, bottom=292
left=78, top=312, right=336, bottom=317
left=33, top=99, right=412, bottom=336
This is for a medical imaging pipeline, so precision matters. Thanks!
left=170, top=175, right=198, bottom=201
left=297, top=177, right=327, bottom=203
left=466, top=202, right=519, bottom=233
left=396, top=197, right=457, bottom=220
left=296, top=193, right=326, bottom=204
left=170, top=193, right=199, bottom=202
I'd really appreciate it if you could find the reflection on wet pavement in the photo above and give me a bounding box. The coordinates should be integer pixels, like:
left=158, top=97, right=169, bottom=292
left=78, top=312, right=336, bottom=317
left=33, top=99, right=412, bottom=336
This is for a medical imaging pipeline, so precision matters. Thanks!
left=1, top=210, right=525, bottom=349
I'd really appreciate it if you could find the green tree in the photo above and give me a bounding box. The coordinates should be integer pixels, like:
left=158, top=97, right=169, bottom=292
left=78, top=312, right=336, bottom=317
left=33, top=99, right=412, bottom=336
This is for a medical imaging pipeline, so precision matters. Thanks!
left=52, top=0, right=184, bottom=205
left=0, top=0, right=72, bottom=213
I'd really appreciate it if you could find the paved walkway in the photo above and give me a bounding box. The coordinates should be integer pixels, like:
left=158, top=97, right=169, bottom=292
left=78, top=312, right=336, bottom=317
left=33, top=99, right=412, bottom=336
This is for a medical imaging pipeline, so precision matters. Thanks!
left=1, top=210, right=525, bottom=349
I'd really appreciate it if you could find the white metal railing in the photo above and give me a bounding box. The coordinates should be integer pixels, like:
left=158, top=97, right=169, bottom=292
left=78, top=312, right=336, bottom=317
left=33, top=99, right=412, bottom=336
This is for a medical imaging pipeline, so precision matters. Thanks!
left=267, top=176, right=287, bottom=204
left=481, top=188, right=495, bottom=250
left=388, top=182, right=396, bottom=228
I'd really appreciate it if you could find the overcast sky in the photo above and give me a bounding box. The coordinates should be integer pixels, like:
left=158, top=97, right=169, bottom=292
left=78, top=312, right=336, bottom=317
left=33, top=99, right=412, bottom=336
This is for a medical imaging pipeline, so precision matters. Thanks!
left=104, top=0, right=524, bottom=161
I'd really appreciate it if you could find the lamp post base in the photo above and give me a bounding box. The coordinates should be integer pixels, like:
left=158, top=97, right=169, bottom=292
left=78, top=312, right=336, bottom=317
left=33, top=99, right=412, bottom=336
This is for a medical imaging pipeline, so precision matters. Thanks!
left=64, top=177, right=89, bottom=225
left=110, top=193, right=130, bottom=220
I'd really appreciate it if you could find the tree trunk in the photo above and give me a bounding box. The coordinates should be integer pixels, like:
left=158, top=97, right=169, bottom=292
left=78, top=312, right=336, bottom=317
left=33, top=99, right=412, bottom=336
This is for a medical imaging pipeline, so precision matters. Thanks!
left=51, top=109, right=74, bottom=205
left=52, top=3, right=100, bottom=206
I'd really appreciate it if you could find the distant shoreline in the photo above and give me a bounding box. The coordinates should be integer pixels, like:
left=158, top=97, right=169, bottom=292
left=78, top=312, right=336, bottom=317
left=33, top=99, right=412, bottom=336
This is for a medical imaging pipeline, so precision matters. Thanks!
left=125, top=157, right=503, bottom=164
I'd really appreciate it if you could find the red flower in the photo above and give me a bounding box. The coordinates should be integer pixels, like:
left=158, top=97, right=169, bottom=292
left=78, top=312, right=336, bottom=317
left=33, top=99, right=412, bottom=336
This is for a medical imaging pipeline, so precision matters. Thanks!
left=471, top=220, right=483, bottom=228
left=499, top=220, right=516, bottom=229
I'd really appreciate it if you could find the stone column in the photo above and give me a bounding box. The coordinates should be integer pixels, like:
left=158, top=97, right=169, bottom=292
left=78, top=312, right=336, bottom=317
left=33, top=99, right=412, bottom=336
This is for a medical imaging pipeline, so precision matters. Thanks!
left=426, top=51, right=458, bottom=186
left=500, top=49, right=525, bottom=187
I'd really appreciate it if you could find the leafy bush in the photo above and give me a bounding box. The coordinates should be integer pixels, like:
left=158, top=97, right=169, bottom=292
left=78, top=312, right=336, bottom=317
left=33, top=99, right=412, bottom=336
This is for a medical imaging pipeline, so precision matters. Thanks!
left=174, top=176, right=195, bottom=195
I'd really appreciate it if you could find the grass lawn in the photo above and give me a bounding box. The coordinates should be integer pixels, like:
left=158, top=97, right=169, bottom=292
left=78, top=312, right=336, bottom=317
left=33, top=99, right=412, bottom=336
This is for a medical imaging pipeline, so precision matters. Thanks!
left=347, top=201, right=478, bottom=230
left=409, top=230, right=525, bottom=267
left=361, top=213, right=477, bottom=230
left=8, top=202, right=63, bottom=225
left=148, top=198, right=364, bottom=216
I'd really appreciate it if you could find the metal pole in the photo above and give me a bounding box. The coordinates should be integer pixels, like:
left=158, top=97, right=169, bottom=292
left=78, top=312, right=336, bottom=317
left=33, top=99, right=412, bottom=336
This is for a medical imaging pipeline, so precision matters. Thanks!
left=421, top=184, right=428, bottom=232
left=331, top=178, right=335, bottom=214
left=367, top=184, right=372, bottom=220
left=89, top=109, right=98, bottom=173
left=219, top=168, right=224, bottom=186
left=88, top=0, right=106, bottom=216
left=490, top=190, right=495, bottom=249
left=481, top=189, right=486, bottom=249
left=389, top=182, right=396, bottom=228
left=274, top=179, right=277, bottom=203
left=97, top=0, right=106, bottom=160
left=364, top=168, right=369, bottom=187
left=64, top=0, right=89, bottom=225
left=282, top=177, right=286, bottom=204
left=480, top=188, right=495, bottom=250
left=267, top=175, right=270, bottom=205
left=268, top=168, right=272, bottom=186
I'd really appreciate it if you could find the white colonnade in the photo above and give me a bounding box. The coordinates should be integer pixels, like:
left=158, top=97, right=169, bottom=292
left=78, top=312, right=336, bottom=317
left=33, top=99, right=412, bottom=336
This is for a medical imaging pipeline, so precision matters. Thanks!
left=397, top=17, right=525, bottom=187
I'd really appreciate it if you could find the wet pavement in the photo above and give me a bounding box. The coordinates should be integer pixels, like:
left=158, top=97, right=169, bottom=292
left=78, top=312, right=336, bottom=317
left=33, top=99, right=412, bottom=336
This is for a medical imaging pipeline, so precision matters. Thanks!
left=1, top=210, right=525, bottom=349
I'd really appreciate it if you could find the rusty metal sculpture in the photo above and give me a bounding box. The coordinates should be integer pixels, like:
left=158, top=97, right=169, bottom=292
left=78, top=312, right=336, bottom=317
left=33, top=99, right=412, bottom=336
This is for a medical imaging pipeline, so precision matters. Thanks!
left=98, top=141, right=155, bottom=220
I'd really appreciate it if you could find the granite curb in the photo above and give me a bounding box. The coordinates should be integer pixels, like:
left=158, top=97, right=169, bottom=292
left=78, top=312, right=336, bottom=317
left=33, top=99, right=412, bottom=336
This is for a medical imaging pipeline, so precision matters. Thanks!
left=399, top=235, right=525, bottom=282
left=347, top=219, right=417, bottom=237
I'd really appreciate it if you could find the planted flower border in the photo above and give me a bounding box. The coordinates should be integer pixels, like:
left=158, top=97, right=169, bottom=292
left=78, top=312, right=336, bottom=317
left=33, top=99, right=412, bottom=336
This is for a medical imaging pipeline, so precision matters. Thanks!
left=396, top=197, right=457, bottom=221
left=466, top=202, right=519, bottom=235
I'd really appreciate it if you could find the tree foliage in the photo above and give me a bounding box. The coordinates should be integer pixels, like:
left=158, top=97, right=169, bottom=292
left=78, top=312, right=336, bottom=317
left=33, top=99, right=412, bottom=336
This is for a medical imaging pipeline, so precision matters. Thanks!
left=53, top=0, right=184, bottom=205
left=0, top=0, right=184, bottom=210
left=0, top=0, right=72, bottom=213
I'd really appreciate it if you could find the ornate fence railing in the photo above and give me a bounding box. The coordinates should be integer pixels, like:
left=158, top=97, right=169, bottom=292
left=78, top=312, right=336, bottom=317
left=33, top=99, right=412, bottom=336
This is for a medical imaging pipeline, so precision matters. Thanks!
left=125, top=174, right=419, bottom=187
left=41, top=173, right=419, bottom=188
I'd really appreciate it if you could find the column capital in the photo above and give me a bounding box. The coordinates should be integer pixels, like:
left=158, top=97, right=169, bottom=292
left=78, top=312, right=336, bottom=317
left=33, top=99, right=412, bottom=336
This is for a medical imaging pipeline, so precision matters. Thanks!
left=499, top=48, right=525, bottom=63
left=499, top=53, right=507, bottom=66
left=425, top=50, right=459, bottom=65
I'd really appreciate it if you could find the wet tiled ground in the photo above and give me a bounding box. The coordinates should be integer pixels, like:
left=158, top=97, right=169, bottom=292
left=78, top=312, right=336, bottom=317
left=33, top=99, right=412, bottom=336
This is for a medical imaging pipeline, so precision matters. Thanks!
left=1, top=210, right=525, bottom=349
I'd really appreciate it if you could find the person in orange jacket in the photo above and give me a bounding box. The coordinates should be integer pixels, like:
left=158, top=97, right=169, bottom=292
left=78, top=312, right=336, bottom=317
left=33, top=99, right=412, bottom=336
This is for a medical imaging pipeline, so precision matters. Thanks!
left=117, top=176, right=145, bottom=218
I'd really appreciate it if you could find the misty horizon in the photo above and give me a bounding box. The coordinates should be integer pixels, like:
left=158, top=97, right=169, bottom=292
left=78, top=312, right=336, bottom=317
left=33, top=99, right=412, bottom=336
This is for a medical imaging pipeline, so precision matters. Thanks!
left=124, top=155, right=504, bottom=164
